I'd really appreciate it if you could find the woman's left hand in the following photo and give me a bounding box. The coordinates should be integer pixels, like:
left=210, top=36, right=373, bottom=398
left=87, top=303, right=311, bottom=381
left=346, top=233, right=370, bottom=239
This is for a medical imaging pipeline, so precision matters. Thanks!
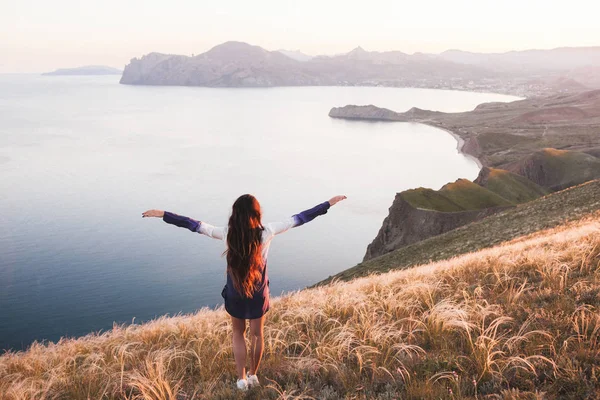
left=142, top=209, right=164, bottom=218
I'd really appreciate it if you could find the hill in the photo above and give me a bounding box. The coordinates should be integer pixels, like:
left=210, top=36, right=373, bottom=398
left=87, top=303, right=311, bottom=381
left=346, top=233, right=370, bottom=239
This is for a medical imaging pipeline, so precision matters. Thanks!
left=323, top=179, right=600, bottom=284
left=506, top=148, right=600, bottom=191
left=474, top=167, right=549, bottom=204
left=434, top=179, right=513, bottom=210
left=406, top=172, right=536, bottom=211
left=363, top=173, right=548, bottom=261
left=2, top=212, right=600, bottom=398
left=42, top=66, right=122, bottom=76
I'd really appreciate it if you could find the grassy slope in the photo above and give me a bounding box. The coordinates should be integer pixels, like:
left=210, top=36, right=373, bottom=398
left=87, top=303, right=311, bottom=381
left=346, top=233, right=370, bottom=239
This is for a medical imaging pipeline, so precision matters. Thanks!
left=523, top=148, right=600, bottom=190
left=477, top=168, right=549, bottom=204
left=321, top=180, right=600, bottom=284
left=2, top=216, right=600, bottom=399
left=402, top=179, right=514, bottom=212
left=438, top=179, right=514, bottom=209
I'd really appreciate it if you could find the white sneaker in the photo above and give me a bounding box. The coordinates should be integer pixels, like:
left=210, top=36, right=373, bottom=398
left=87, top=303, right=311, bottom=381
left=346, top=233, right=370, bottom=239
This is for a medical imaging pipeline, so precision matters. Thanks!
left=236, top=379, right=248, bottom=391
left=247, top=374, right=260, bottom=387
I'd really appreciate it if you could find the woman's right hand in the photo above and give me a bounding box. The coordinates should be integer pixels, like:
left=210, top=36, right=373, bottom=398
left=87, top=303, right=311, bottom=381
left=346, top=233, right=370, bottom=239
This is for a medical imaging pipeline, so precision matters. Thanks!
left=328, top=195, right=347, bottom=206
left=142, top=209, right=164, bottom=218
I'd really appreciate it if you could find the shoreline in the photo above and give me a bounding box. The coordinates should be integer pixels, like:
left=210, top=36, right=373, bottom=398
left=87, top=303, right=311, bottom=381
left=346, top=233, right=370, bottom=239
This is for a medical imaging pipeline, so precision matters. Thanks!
left=437, top=125, right=483, bottom=169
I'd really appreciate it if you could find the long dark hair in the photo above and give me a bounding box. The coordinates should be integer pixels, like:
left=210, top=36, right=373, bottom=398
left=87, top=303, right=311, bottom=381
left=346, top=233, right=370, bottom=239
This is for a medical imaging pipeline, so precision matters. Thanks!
left=225, top=194, right=264, bottom=298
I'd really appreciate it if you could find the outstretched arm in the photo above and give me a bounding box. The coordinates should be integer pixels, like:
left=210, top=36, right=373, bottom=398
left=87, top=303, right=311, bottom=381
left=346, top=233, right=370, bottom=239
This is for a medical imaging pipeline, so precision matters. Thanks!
left=267, top=195, right=347, bottom=235
left=142, top=209, right=224, bottom=239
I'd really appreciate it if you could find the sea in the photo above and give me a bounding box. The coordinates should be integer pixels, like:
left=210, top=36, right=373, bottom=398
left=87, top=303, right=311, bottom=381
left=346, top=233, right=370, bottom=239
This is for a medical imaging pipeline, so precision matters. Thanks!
left=0, top=74, right=520, bottom=350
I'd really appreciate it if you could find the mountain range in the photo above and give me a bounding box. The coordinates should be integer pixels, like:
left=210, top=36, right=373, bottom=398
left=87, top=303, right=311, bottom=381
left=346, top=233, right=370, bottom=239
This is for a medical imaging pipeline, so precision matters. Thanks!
left=120, top=42, right=600, bottom=95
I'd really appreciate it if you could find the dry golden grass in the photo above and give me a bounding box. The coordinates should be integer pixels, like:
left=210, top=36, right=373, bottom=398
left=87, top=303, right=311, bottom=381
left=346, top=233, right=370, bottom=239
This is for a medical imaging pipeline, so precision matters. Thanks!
left=1, top=215, right=600, bottom=399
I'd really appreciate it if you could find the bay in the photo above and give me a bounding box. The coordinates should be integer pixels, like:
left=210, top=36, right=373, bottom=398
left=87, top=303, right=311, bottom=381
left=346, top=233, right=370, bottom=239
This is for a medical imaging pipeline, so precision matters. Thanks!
left=0, top=75, right=519, bottom=350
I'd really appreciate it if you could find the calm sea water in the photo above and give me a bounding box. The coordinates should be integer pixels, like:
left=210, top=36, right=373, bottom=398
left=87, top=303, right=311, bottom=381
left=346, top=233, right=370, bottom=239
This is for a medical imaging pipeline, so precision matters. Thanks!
left=0, top=75, right=519, bottom=350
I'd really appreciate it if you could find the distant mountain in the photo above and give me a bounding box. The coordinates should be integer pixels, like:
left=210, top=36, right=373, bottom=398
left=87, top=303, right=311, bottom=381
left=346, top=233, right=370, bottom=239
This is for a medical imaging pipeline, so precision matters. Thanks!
left=43, top=66, right=122, bottom=76
left=277, top=49, right=313, bottom=62
left=120, top=42, right=316, bottom=86
left=439, top=47, right=600, bottom=73
left=120, top=41, right=493, bottom=87
left=119, top=42, right=600, bottom=93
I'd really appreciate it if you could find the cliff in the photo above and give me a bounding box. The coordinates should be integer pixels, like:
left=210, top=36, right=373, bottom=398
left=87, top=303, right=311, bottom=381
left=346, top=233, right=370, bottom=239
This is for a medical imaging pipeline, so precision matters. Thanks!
left=363, top=193, right=508, bottom=261
left=323, top=179, right=600, bottom=284
left=363, top=168, right=553, bottom=261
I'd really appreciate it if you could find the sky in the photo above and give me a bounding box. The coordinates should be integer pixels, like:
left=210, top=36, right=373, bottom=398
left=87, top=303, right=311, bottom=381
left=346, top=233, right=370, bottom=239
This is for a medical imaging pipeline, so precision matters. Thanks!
left=1, top=0, right=599, bottom=73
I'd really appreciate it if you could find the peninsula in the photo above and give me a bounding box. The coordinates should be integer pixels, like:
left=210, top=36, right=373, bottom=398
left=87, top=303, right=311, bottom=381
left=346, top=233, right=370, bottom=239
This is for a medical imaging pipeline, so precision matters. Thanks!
left=43, top=66, right=122, bottom=76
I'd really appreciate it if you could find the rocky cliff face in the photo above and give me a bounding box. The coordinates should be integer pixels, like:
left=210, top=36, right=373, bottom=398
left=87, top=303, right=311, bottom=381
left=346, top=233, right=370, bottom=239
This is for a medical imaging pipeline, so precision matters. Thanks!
left=364, top=166, right=551, bottom=261
left=363, top=194, right=508, bottom=261
left=119, top=53, right=174, bottom=84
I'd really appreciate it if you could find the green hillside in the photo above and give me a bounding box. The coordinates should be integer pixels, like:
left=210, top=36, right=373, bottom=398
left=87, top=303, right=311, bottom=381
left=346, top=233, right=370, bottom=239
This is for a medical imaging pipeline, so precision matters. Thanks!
left=438, top=178, right=514, bottom=209
left=475, top=167, right=549, bottom=203
left=402, top=179, right=514, bottom=212
left=509, top=148, right=600, bottom=191
left=319, top=179, right=600, bottom=285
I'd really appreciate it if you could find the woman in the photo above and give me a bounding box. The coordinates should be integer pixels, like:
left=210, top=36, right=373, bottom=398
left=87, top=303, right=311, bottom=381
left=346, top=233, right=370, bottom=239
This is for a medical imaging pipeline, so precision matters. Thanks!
left=142, top=194, right=346, bottom=390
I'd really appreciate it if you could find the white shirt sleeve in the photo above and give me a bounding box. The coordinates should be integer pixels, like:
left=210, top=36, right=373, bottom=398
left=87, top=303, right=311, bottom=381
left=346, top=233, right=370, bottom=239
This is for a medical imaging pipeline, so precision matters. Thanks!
left=198, top=222, right=226, bottom=240
left=264, top=217, right=297, bottom=236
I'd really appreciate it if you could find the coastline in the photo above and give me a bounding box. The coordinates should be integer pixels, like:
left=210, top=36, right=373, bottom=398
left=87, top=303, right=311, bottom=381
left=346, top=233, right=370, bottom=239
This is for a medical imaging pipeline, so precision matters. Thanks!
left=439, top=126, right=483, bottom=169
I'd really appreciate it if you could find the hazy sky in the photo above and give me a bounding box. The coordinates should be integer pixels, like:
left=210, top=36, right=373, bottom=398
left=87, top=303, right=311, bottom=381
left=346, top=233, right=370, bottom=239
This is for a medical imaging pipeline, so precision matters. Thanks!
left=2, top=0, right=599, bottom=73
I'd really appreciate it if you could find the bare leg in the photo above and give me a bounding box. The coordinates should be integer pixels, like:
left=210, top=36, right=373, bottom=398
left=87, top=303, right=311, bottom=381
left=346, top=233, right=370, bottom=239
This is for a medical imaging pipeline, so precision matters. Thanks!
left=249, top=316, right=265, bottom=375
left=231, top=316, right=247, bottom=380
